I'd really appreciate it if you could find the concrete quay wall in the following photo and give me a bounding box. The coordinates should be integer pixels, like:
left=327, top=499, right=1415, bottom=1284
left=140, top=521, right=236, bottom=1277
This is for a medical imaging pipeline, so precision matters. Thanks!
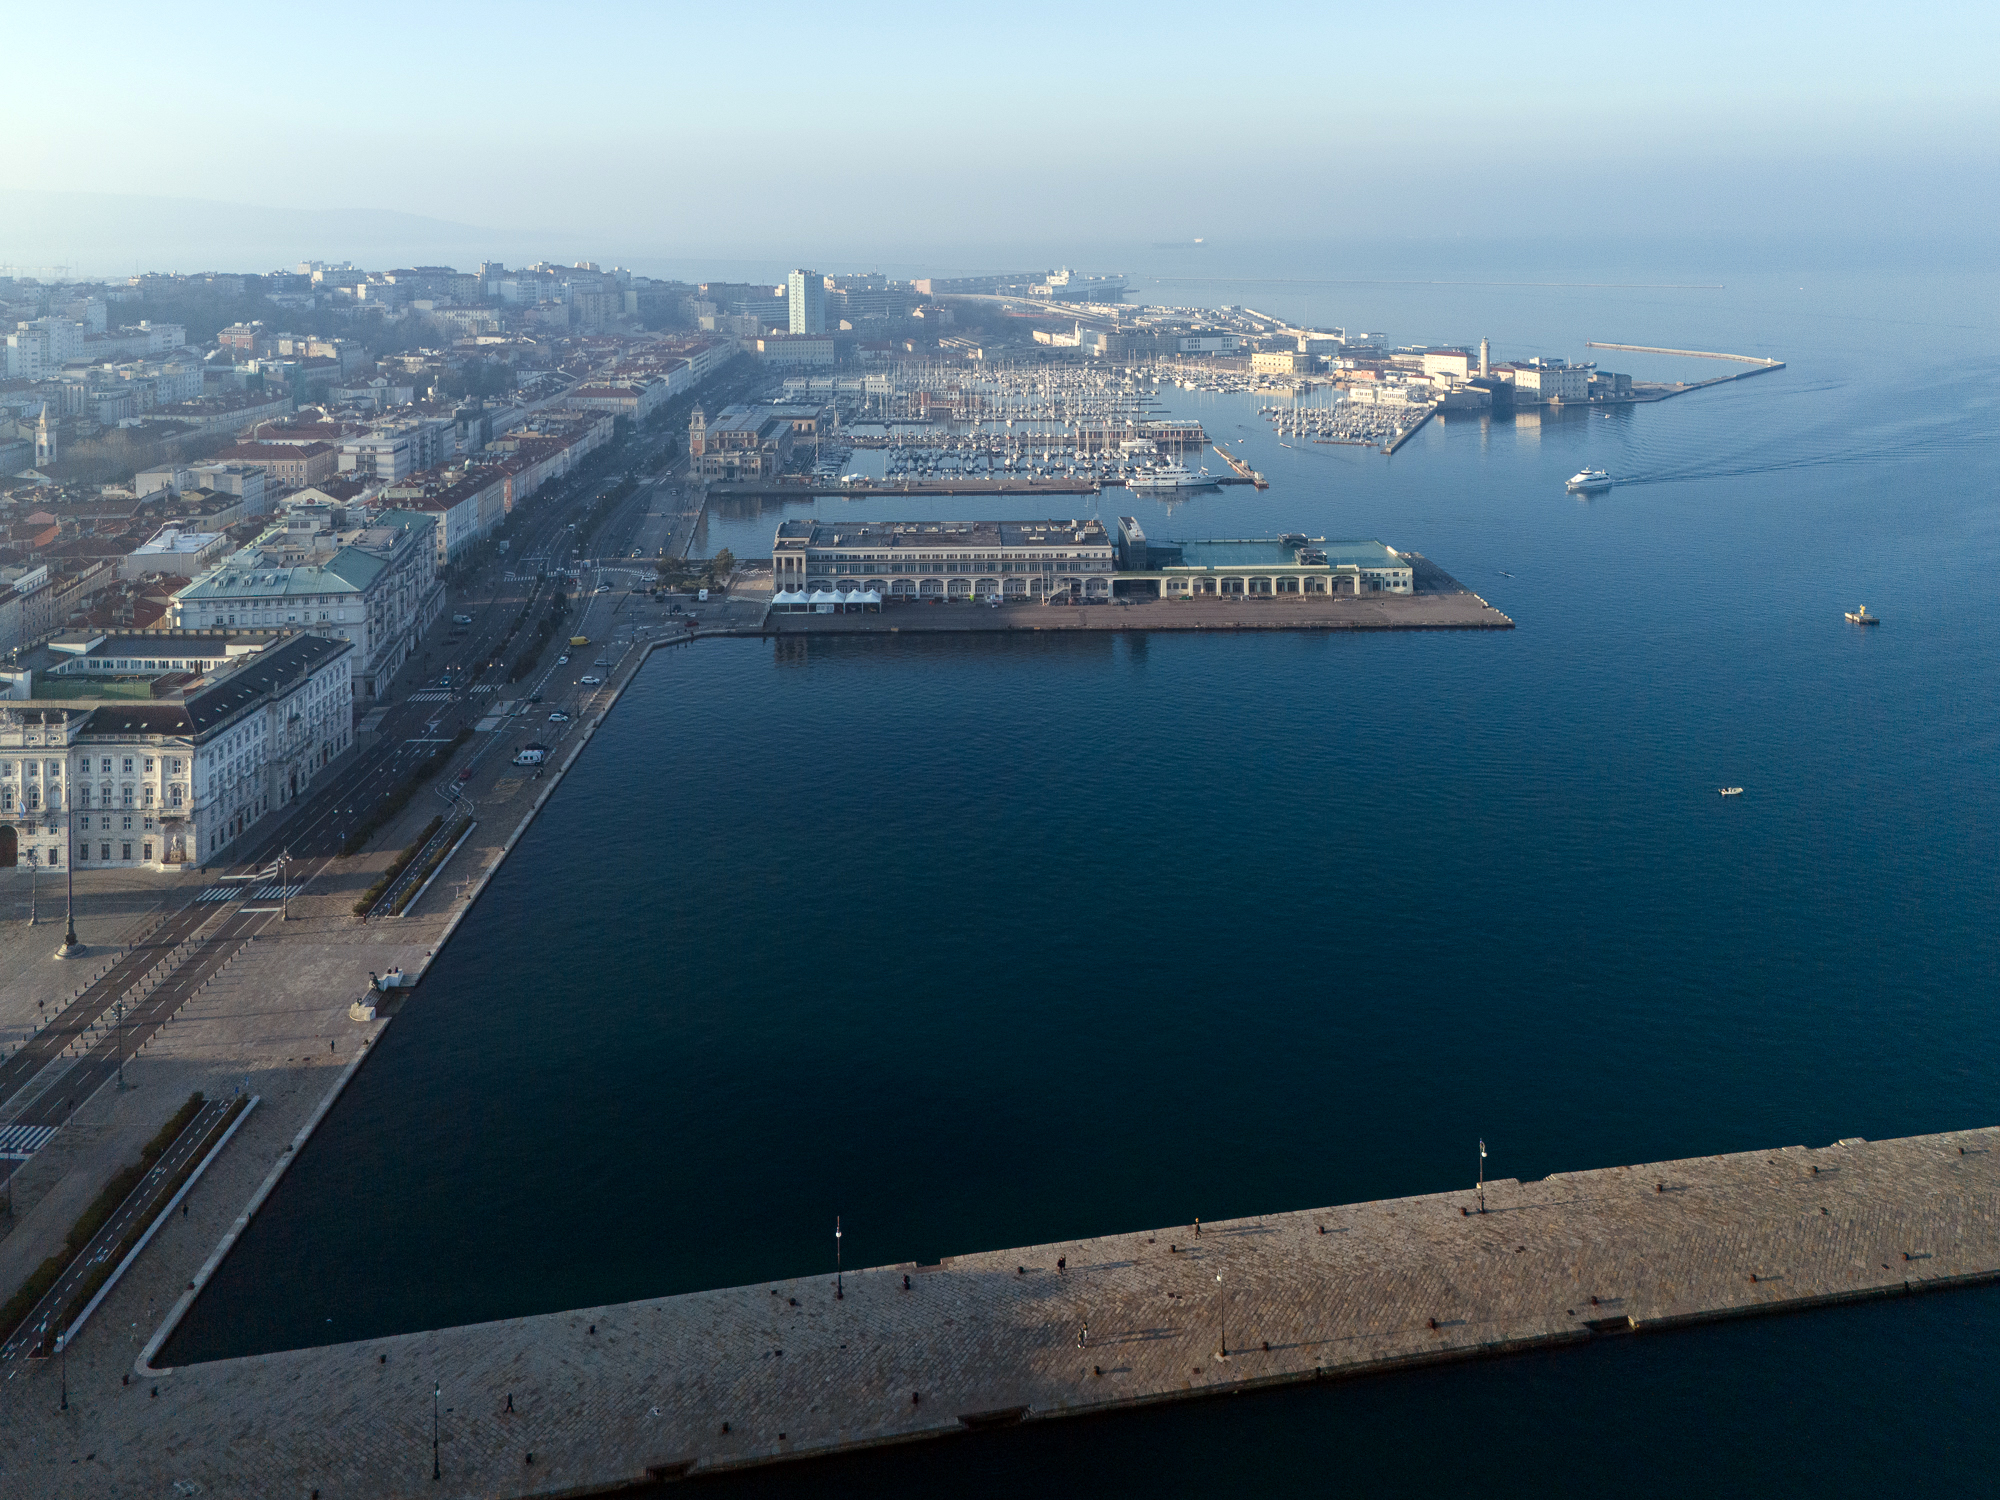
left=10, top=1126, right=1996, bottom=1496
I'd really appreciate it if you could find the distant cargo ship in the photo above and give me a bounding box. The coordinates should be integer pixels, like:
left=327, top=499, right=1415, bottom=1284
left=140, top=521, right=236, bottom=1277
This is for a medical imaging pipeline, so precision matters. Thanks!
left=1153, top=238, right=1207, bottom=249
left=1566, top=468, right=1614, bottom=493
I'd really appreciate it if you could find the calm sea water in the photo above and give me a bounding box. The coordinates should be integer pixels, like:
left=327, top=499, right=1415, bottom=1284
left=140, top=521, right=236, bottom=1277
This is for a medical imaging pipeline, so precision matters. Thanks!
left=165, top=260, right=2000, bottom=1493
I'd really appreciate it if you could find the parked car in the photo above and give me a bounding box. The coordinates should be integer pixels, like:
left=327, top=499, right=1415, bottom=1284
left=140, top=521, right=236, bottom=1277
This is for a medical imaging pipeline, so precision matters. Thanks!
left=452, top=614, right=473, bottom=625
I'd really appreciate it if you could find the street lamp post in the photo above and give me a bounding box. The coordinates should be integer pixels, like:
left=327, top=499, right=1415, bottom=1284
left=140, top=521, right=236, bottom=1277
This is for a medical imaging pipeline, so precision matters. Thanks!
left=432, top=1381, right=441, bottom=1480
left=24, top=847, right=37, bottom=927
left=1215, top=1272, right=1226, bottom=1359
left=60, top=798, right=78, bottom=956
left=834, top=1216, right=843, bottom=1301
left=57, top=1327, right=67, bottom=1411
left=114, top=999, right=126, bottom=1091
left=1477, top=1139, right=1488, bottom=1214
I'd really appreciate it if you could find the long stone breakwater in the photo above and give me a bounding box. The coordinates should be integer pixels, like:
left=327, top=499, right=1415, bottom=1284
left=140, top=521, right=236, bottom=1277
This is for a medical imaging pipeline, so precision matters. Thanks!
left=13, top=1126, right=1995, bottom=1496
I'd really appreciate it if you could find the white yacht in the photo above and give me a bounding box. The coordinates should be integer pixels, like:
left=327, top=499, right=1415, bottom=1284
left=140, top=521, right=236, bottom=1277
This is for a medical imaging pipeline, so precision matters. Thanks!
left=1566, top=468, right=1613, bottom=493
left=1128, top=461, right=1212, bottom=493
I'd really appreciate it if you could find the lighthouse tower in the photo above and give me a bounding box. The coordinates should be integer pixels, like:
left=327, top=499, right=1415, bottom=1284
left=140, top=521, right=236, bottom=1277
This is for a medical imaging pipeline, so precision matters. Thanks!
left=34, top=404, right=57, bottom=468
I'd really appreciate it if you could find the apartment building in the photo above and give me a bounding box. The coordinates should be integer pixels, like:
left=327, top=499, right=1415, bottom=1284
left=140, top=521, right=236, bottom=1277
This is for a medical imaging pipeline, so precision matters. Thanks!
left=169, top=507, right=441, bottom=696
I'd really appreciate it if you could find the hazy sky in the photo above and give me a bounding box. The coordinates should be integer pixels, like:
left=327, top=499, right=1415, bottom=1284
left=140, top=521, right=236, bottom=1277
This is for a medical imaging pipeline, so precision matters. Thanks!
left=3, top=1, right=1995, bottom=273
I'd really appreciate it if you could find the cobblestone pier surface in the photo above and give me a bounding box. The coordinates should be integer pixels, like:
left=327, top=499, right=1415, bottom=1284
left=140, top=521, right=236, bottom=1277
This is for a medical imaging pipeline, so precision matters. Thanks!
left=5, top=1126, right=1995, bottom=1495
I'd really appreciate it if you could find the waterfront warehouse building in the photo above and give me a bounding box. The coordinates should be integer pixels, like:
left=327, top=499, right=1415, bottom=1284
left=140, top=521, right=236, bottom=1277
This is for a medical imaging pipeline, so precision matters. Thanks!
left=1113, top=519, right=1412, bottom=596
left=773, top=519, right=1115, bottom=600
left=1, top=630, right=354, bottom=872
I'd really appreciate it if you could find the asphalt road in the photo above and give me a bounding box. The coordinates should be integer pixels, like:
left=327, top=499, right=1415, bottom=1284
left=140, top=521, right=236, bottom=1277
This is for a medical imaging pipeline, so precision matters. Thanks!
left=0, top=1095, right=234, bottom=1362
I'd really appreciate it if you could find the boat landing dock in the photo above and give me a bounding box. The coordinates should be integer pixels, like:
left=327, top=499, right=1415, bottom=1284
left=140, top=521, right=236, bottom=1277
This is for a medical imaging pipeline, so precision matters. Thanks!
left=10, top=1126, right=1996, bottom=1495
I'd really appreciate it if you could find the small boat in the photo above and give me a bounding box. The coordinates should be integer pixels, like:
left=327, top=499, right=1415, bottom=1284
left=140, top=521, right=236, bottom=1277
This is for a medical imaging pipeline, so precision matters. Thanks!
left=1845, top=604, right=1880, bottom=625
left=1566, top=468, right=1613, bottom=493
left=1717, top=787, right=1744, bottom=797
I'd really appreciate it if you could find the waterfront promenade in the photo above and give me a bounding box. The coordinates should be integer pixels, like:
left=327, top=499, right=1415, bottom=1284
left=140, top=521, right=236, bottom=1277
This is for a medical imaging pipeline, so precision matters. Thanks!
left=4, top=1126, right=1993, bottom=1494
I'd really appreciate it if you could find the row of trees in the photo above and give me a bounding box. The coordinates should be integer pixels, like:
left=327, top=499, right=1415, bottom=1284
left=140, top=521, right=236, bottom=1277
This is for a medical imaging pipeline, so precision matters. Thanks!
left=511, top=590, right=572, bottom=681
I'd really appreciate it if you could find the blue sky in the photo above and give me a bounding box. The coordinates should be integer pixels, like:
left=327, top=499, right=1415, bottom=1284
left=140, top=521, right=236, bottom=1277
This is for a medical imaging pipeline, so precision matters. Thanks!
left=3, top=1, right=1995, bottom=270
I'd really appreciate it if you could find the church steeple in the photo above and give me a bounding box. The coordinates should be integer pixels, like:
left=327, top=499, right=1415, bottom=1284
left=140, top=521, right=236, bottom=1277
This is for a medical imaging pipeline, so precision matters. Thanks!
left=34, top=403, right=56, bottom=468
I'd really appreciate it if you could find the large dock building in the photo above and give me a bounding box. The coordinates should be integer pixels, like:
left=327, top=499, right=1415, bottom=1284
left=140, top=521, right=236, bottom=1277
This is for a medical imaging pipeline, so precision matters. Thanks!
left=773, top=518, right=1116, bottom=600
left=1115, top=517, right=1413, bottom=596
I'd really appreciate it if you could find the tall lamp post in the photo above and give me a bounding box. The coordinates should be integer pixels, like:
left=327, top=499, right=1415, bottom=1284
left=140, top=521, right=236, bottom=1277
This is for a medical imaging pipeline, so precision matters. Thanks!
left=59, top=793, right=79, bottom=957
left=432, top=1381, right=441, bottom=1480
left=834, top=1216, right=843, bottom=1301
left=23, top=847, right=37, bottom=927
left=1477, top=1139, right=1488, bottom=1215
left=1215, top=1271, right=1226, bottom=1359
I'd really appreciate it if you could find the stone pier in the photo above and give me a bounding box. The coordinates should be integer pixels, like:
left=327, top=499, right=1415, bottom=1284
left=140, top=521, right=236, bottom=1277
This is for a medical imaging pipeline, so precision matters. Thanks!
left=5, top=1126, right=1996, bottom=1495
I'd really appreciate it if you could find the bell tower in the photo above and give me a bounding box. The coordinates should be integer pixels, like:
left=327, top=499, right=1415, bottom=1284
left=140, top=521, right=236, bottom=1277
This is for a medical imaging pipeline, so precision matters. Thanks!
left=34, top=404, right=57, bottom=468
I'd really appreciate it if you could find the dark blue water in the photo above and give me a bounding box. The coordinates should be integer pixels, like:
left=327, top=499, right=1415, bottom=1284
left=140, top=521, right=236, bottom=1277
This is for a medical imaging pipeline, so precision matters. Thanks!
left=164, top=262, right=2000, bottom=1492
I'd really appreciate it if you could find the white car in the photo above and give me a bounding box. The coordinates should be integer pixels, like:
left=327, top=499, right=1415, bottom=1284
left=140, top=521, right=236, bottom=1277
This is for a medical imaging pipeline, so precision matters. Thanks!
left=579, top=675, right=602, bottom=685
left=556, top=655, right=568, bottom=665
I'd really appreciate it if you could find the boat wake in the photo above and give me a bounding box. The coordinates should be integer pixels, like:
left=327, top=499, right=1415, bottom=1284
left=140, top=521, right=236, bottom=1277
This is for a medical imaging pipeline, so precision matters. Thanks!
left=1602, top=367, right=1997, bottom=488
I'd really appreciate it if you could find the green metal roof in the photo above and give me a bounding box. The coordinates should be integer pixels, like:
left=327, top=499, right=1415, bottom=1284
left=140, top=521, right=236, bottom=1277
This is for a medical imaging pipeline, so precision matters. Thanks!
left=1160, top=538, right=1408, bottom=572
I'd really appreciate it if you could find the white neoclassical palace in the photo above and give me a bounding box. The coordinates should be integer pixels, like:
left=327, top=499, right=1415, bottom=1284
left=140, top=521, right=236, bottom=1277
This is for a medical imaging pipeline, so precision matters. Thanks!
left=0, top=631, right=354, bottom=874
left=772, top=519, right=1115, bottom=601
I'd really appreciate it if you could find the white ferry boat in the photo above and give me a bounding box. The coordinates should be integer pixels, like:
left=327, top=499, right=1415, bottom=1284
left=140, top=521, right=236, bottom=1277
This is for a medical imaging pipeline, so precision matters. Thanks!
left=1566, top=468, right=1613, bottom=493
left=1128, top=462, right=1213, bottom=493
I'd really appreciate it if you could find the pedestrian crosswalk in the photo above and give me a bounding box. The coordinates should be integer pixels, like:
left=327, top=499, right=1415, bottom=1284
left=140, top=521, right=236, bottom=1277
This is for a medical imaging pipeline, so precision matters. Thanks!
left=0, top=1123, right=57, bottom=1160
left=196, top=883, right=303, bottom=902
left=471, top=684, right=499, bottom=694
left=408, top=690, right=452, bottom=702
